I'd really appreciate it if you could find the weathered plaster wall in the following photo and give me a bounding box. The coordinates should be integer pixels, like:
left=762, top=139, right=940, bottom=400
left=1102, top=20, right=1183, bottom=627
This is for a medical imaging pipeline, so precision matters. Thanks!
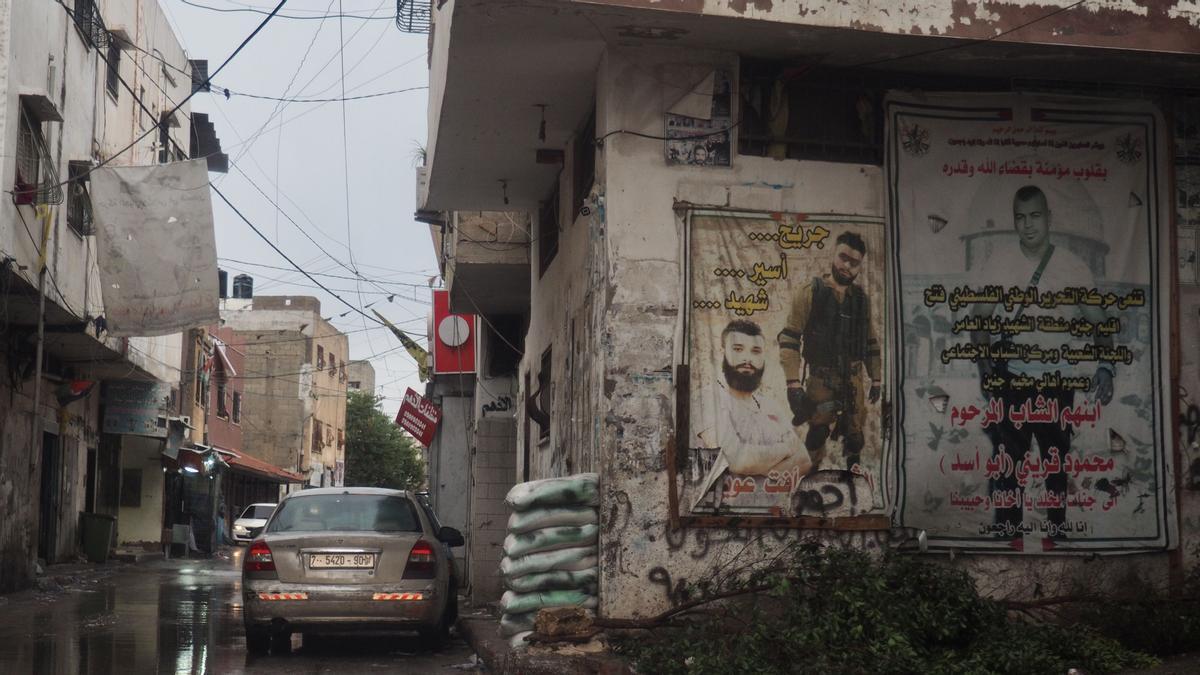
left=585, top=44, right=894, bottom=617
left=116, top=435, right=166, bottom=546
left=430, top=394, right=473, bottom=575
left=584, top=44, right=1188, bottom=619
left=1, top=355, right=101, bottom=589
left=575, top=0, right=1200, bottom=52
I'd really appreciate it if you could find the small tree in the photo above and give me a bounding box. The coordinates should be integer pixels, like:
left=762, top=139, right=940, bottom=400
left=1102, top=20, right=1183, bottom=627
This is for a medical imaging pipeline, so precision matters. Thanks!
left=344, top=390, right=424, bottom=490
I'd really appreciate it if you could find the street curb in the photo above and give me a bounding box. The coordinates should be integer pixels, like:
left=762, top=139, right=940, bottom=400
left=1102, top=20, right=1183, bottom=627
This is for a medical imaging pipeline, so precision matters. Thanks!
left=457, top=616, right=632, bottom=675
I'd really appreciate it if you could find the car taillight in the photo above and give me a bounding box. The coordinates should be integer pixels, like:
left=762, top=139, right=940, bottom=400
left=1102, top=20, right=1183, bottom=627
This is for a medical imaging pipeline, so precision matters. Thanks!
left=403, top=540, right=436, bottom=579
left=244, top=540, right=275, bottom=573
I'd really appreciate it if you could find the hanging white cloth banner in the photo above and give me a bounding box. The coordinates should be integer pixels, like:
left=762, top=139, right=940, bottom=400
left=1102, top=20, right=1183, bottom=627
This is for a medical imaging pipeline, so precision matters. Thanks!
left=91, top=158, right=219, bottom=337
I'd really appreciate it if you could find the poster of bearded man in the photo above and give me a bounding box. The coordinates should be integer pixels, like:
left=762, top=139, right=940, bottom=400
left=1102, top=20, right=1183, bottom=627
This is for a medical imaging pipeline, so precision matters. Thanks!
left=683, top=210, right=888, bottom=520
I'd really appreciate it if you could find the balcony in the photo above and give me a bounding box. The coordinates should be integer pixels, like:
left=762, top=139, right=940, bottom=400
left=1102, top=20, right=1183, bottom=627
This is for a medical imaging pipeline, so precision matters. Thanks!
left=444, top=211, right=530, bottom=315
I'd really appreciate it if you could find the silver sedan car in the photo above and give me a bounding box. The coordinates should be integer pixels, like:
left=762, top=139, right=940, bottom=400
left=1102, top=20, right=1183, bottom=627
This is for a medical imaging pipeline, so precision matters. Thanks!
left=241, top=487, right=464, bottom=653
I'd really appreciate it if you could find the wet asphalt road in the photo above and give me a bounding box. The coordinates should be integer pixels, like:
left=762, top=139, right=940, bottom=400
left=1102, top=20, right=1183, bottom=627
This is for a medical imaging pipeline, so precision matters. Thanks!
left=0, top=549, right=479, bottom=674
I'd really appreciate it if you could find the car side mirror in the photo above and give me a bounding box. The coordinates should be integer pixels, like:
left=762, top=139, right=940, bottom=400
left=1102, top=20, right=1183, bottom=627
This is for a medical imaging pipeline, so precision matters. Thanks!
left=438, top=526, right=464, bottom=547
left=248, top=527, right=264, bottom=539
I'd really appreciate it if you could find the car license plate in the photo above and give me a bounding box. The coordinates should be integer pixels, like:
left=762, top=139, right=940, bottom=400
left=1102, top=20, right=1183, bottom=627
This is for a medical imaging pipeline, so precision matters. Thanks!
left=309, top=553, right=375, bottom=569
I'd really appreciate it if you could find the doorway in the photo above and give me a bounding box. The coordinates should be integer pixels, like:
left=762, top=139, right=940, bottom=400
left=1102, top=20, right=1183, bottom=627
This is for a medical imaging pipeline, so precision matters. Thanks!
left=38, top=432, right=60, bottom=562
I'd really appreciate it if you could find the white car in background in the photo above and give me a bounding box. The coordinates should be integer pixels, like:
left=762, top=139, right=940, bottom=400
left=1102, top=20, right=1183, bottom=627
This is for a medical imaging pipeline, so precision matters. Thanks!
left=233, top=503, right=277, bottom=543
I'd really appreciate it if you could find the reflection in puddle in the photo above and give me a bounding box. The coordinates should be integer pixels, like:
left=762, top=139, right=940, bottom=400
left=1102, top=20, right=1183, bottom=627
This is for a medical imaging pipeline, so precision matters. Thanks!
left=0, top=564, right=242, bottom=674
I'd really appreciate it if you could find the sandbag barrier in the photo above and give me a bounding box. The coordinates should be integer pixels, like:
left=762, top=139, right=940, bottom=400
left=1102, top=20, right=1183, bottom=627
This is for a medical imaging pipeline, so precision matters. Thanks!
left=499, top=473, right=600, bottom=648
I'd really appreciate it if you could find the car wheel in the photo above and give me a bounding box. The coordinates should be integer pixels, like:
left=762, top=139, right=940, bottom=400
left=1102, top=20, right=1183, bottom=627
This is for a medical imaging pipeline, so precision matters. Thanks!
left=270, top=631, right=293, bottom=654
left=418, top=621, right=449, bottom=651
left=245, top=626, right=269, bottom=654
left=445, top=581, right=459, bottom=627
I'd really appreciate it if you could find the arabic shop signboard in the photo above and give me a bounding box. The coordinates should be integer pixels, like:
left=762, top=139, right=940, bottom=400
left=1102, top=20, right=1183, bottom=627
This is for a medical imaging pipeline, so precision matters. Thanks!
left=103, top=381, right=171, bottom=437
left=887, top=93, right=1174, bottom=552
left=396, top=388, right=441, bottom=447
left=681, top=210, right=889, bottom=522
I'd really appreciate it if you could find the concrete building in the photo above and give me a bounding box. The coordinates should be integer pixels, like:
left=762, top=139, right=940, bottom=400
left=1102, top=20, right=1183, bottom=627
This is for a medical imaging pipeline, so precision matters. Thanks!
left=221, top=295, right=349, bottom=488
left=0, top=0, right=216, bottom=590
left=346, top=359, right=376, bottom=395
left=417, top=0, right=1200, bottom=618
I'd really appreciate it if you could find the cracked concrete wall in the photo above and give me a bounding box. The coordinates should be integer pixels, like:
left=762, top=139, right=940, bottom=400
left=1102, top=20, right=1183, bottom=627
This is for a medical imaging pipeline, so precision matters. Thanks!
left=593, top=44, right=898, bottom=618
left=574, top=0, right=1200, bottom=53
left=581, top=43, right=1195, bottom=619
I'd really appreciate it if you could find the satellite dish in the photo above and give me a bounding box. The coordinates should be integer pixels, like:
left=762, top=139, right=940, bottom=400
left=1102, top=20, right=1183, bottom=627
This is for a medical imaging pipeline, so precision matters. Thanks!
left=437, top=315, right=470, bottom=347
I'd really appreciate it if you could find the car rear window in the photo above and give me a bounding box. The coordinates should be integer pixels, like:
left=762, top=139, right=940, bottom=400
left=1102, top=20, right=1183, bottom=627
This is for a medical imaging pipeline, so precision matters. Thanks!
left=242, top=505, right=275, bottom=520
left=267, top=495, right=421, bottom=533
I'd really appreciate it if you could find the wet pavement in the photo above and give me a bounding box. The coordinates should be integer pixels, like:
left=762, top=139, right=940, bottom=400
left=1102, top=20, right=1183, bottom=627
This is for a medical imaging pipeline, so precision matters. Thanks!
left=0, top=549, right=480, bottom=673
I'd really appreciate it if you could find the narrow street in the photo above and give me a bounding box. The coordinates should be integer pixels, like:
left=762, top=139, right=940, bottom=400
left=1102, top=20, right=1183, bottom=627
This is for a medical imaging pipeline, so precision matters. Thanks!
left=0, top=551, right=479, bottom=674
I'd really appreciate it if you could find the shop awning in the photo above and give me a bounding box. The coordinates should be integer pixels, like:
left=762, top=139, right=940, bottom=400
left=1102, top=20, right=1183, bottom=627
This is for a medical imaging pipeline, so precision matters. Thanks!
left=214, top=448, right=304, bottom=484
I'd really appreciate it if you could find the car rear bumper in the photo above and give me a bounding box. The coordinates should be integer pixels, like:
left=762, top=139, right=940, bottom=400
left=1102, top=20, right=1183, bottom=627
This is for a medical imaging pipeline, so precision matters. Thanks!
left=243, top=580, right=442, bottom=630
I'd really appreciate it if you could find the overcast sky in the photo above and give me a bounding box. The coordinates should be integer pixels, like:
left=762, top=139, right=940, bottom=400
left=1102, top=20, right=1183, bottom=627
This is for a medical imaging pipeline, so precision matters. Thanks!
left=162, top=0, right=435, bottom=419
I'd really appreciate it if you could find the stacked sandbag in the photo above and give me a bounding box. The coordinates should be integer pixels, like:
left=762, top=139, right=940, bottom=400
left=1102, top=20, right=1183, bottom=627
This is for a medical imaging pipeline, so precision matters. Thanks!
left=499, top=473, right=600, bottom=648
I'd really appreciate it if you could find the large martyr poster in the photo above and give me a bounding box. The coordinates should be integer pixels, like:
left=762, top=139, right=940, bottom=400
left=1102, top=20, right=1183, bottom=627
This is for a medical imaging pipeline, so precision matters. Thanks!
left=887, top=94, right=1175, bottom=552
left=684, top=210, right=888, bottom=521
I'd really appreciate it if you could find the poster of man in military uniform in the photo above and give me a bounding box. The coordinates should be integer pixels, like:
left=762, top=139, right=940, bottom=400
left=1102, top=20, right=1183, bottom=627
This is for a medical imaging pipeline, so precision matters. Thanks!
left=684, top=210, right=887, bottom=519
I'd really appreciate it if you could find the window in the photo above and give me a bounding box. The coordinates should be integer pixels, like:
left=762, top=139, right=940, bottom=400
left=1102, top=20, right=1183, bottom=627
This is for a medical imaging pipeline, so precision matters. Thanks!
left=538, top=347, right=552, bottom=442
left=338, top=429, right=344, bottom=450
left=215, top=376, right=228, bottom=418
left=72, top=0, right=107, bottom=50
left=738, top=61, right=883, bottom=165
left=312, top=420, right=323, bottom=451
left=328, top=354, right=336, bottom=377
left=572, top=110, right=596, bottom=217
left=105, top=42, right=120, bottom=99
left=537, top=185, right=560, bottom=276
left=13, top=105, right=44, bottom=206
left=348, top=381, right=361, bottom=390
left=232, top=391, right=241, bottom=423
left=66, top=161, right=93, bottom=235
left=486, top=314, right=524, bottom=376
left=317, top=345, right=325, bottom=370
left=267, top=494, right=421, bottom=533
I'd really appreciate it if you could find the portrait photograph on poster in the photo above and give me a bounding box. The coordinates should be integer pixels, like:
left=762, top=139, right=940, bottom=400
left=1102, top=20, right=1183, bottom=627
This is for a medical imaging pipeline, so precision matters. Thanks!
left=887, top=94, right=1174, bottom=553
left=680, top=210, right=889, bottom=523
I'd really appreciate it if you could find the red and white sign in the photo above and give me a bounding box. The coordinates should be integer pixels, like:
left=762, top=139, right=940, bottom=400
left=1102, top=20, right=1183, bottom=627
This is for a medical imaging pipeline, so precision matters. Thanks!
left=396, top=387, right=441, bottom=447
left=432, top=290, right=476, bottom=375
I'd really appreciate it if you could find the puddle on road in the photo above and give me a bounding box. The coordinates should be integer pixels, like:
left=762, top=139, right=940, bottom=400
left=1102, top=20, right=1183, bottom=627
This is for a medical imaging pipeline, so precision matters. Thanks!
left=0, top=564, right=246, bottom=674
left=0, top=556, right=477, bottom=673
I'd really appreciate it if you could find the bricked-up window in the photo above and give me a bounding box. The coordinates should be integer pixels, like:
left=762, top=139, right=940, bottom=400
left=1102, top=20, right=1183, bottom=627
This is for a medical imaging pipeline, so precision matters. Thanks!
left=537, top=185, right=559, bottom=277
left=738, top=61, right=883, bottom=165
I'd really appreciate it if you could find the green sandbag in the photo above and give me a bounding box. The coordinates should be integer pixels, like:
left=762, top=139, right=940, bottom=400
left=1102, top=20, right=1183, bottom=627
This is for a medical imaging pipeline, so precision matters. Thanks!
left=509, top=631, right=532, bottom=649
left=507, top=506, right=598, bottom=534
left=500, top=589, right=598, bottom=615
left=500, top=546, right=597, bottom=579
left=506, top=567, right=599, bottom=594
left=503, top=523, right=599, bottom=559
left=499, top=611, right=536, bottom=638
left=505, top=473, right=599, bottom=511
